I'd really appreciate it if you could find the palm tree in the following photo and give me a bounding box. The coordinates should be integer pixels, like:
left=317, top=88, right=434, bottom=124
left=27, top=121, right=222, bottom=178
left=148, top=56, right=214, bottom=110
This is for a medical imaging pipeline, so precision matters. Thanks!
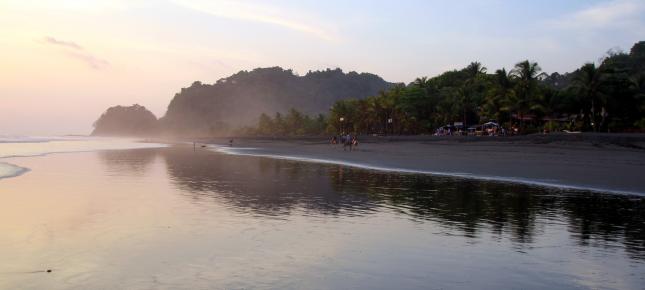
left=457, top=62, right=487, bottom=127
left=465, top=61, right=487, bottom=78
left=413, top=76, right=429, bottom=88
left=510, top=60, right=542, bottom=131
left=381, top=88, right=403, bottom=134
left=495, top=68, right=513, bottom=89
left=511, top=60, right=541, bottom=80
left=482, top=69, right=515, bottom=125
left=571, top=63, right=604, bottom=131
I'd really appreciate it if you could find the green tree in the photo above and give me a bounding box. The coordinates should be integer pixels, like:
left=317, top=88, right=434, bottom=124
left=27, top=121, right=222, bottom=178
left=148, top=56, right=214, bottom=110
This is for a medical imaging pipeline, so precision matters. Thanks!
left=257, top=113, right=274, bottom=135
left=482, top=68, right=515, bottom=126
left=511, top=60, right=542, bottom=131
left=571, top=63, right=605, bottom=131
left=273, top=112, right=286, bottom=135
left=285, top=108, right=306, bottom=135
left=629, top=73, right=645, bottom=128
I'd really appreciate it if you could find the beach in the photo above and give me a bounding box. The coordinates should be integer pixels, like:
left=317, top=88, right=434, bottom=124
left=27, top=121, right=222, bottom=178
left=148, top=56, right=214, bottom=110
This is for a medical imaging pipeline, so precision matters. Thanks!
left=0, top=140, right=644, bottom=289
left=208, top=133, right=645, bottom=195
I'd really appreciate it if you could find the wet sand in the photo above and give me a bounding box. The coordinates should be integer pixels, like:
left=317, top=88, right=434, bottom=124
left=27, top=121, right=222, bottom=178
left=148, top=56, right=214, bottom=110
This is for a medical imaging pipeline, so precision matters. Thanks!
left=1, top=146, right=644, bottom=289
left=209, top=134, right=645, bottom=195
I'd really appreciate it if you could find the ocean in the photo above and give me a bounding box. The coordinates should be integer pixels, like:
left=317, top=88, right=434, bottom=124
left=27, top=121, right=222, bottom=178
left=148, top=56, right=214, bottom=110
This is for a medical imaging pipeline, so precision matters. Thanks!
left=0, top=136, right=165, bottom=179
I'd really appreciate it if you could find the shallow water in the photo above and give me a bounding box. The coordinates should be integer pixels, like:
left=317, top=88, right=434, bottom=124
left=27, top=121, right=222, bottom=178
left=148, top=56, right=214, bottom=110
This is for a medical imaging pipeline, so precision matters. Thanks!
left=0, top=146, right=643, bottom=289
left=0, top=136, right=165, bottom=180
left=0, top=136, right=165, bottom=159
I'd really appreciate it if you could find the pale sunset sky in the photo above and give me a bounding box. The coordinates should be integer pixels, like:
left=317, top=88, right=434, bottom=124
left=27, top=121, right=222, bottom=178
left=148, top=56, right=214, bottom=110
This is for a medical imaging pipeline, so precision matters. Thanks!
left=1, top=0, right=644, bottom=135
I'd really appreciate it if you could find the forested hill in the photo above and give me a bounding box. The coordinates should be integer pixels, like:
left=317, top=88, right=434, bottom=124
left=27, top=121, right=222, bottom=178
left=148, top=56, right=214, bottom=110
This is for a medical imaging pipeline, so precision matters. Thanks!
left=91, top=104, right=158, bottom=136
left=159, top=67, right=395, bottom=136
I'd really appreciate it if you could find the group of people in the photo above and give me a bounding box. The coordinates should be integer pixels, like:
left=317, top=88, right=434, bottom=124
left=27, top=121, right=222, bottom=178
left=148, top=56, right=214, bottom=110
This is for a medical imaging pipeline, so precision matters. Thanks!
left=434, top=127, right=457, bottom=136
left=330, top=133, right=359, bottom=151
left=434, top=124, right=508, bottom=136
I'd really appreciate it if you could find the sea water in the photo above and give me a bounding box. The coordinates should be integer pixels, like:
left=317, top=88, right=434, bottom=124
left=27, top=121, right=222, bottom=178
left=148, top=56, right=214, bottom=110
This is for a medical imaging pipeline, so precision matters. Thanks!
left=0, top=135, right=165, bottom=179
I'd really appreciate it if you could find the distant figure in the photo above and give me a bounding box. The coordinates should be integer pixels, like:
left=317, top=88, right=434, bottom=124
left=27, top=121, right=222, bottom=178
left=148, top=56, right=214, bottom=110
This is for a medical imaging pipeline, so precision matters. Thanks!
left=351, top=136, right=359, bottom=150
left=330, top=136, right=337, bottom=144
left=229, top=139, right=234, bottom=147
left=343, top=133, right=353, bottom=151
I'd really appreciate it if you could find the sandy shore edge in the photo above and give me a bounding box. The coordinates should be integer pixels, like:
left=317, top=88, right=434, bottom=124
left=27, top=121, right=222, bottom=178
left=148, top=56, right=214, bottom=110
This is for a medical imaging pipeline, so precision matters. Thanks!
left=203, top=135, right=645, bottom=196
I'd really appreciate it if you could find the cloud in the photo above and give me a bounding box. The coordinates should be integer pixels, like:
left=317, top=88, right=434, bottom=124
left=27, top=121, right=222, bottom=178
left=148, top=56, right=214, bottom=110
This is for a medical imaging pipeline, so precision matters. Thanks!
left=43, top=36, right=109, bottom=70
left=65, top=51, right=110, bottom=70
left=546, top=0, right=645, bottom=30
left=170, top=0, right=338, bottom=42
left=44, top=36, right=83, bottom=50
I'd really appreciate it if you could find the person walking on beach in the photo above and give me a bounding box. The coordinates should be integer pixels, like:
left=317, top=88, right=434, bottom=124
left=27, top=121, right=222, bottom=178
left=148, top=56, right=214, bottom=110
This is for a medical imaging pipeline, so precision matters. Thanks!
left=343, top=133, right=353, bottom=151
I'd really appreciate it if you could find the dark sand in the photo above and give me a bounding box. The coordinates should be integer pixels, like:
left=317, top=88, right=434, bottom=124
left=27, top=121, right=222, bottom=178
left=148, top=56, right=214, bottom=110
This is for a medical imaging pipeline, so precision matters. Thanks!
left=206, top=133, right=645, bottom=195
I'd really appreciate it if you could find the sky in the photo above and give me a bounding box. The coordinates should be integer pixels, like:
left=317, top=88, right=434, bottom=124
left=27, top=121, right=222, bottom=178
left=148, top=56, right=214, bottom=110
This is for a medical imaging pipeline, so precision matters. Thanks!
left=1, top=0, right=644, bottom=135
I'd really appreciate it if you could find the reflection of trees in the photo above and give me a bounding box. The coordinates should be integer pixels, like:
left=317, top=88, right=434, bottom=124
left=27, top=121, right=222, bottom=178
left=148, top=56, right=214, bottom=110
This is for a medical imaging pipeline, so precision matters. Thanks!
left=326, top=167, right=644, bottom=257
left=327, top=168, right=545, bottom=243
left=97, top=148, right=159, bottom=176
left=161, top=147, right=376, bottom=216
left=154, top=146, right=644, bottom=257
left=562, top=194, right=645, bottom=259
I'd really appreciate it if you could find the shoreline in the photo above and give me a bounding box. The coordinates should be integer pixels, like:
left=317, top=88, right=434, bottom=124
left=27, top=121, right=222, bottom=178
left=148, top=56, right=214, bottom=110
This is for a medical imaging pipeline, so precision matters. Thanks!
left=0, top=137, right=169, bottom=180
left=206, top=135, right=645, bottom=196
left=0, top=162, right=30, bottom=180
left=211, top=146, right=643, bottom=196
left=3, top=134, right=645, bottom=195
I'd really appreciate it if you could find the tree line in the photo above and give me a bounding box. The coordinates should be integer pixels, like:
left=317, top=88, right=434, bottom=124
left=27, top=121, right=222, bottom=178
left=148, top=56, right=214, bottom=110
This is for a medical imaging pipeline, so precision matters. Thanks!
left=239, top=108, right=327, bottom=136
left=242, top=41, right=645, bottom=136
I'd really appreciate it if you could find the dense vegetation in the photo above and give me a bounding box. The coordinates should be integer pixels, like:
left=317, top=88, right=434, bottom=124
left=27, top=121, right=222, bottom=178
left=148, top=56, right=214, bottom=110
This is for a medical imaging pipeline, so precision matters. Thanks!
left=92, top=104, right=158, bottom=136
left=159, top=67, right=394, bottom=136
left=237, top=109, right=328, bottom=136
left=94, top=41, right=645, bottom=137
left=244, top=41, right=645, bottom=136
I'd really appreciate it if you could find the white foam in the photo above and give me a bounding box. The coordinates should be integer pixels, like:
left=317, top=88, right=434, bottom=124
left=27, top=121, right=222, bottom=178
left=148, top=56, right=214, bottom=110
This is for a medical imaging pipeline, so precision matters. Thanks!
left=0, top=135, right=69, bottom=143
left=0, top=137, right=166, bottom=159
left=0, top=162, right=29, bottom=180
left=212, top=145, right=644, bottom=196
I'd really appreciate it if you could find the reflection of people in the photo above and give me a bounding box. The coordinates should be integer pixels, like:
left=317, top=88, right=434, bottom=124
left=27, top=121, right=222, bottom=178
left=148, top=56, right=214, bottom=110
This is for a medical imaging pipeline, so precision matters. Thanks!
left=229, top=139, right=234, bottom=147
